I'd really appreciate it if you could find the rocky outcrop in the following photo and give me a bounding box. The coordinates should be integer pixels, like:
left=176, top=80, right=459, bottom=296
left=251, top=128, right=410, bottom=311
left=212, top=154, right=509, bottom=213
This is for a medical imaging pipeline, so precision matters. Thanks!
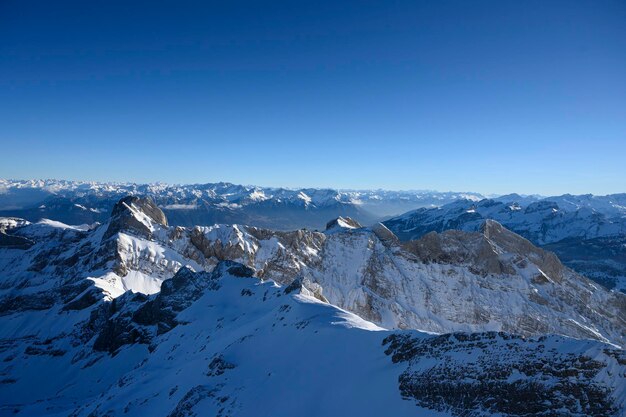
left=325, top=216, right=362, bottom=231
left=383, top=197, right=626, bottom=291
left=284, top=276, right=328, bottom=303
left=383, top=332, right=622, bottom=417
left=480, top=219, right=565, bottom=281
left=103, top=196, right=167, bottom=240
left=90, top=261, right=255, bottom=353
left=0, top=231, right=33, bottom=249
left=371, top=222, right=399, bottom=247
left=402, top=220, right=565, bottom=280
left=0, top=280, right=93, bottom=316
left=403, top=229, right=516, bottom=276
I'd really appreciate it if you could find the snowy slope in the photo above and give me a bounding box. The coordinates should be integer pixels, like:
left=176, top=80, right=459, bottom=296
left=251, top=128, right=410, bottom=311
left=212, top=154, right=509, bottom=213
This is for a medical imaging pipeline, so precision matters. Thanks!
left=0, top=262, right=623, bottom=417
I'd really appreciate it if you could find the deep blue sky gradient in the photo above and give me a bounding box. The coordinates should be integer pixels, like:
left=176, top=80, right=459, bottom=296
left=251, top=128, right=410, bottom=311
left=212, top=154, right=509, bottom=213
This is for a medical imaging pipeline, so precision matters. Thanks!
left=1, top=0, right=625, bottom=194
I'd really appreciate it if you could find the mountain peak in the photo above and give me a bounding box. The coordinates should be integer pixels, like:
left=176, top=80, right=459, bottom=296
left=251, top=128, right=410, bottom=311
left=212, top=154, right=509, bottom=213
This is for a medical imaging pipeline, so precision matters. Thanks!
left=325, top=216, right=362, bottom=231
left=478, top=218, right=505, bottom=236
left=478, top=219, right=565, bottom=282
left=104, top=196, right=168, bottom=240
left=112, top=196, right=168, bottom=226
left=371, top=222, right=399, bottom=246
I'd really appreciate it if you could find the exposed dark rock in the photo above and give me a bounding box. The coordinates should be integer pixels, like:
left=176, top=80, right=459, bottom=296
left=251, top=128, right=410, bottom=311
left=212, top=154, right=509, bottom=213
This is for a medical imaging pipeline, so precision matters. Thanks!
left=401, top=220, right=565, bottom=280
left=325, top=216, right=362, bottom=231
left=89, top=293, right=153, bottom=354
left=103, top=196, right=167, bottom=240
left=402, top=229, right=515, bottom=276
left=0, top=231, right=34, bottom=249
left=284, top=276, right=328, bottom=303
left=63, top=287, right=102, bottom=311
left=213, top=260, right=255, bottom=278
left=371, top=223, right=399, bottom=247
left=24, top=345, right=66, bottom=356
left=207, top=354, right=236, bottom=376
left=480, top=220, right=564, bottom=282
left=383, top=332, right=619, bottom=417
left=167, top=385, right=218, bottom=417
left=189, top=226, right=247, bottom=262
left=0, top=280, right=92, bottom=316
left=90, top=261, right=253, bottom=354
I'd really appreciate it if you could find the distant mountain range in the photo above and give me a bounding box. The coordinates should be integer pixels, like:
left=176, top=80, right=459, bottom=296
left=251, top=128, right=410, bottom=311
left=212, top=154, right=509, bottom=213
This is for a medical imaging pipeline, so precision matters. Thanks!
left=0, top=179, right=486, bottom=229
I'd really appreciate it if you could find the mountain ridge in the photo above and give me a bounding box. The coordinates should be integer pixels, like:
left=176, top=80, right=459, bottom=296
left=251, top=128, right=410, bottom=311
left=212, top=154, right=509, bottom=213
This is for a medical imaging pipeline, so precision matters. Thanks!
left=384, top=196, right=626, bottom=292
left=1, top=195, right=623, bottom=346
left=0, top=179, right=489, bottom=231
left=1, top=195, right=625, bottom=416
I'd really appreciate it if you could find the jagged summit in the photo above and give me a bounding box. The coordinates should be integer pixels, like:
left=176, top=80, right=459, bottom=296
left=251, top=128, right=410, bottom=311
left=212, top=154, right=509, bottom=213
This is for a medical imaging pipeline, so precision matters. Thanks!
left=479, top=219, right=564, bottom=279
left=403, top=220, right=565, bottom=280
left=325, top=216, right=362, bottom=231
left=371, top=222, right=400, bottom=246
left=112, top=196, right=168, bottom=226
left=104, top=196, right=168, bottom=240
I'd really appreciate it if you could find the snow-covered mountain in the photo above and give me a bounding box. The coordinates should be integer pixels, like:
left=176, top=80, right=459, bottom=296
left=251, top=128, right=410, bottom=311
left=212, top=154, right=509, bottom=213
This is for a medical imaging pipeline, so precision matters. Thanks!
left=1, top=195, right=625, bottom=415
left=384, top=196, right=626, bottom=292
left=0, top=179, right=485, bottom=229
left=1, top=196, right=623, bottom=343
left=2, top=261, right=624, bottom=416
left=385, top=195, right=626, bottom=245
left=5, top=180, right=624, bottom=293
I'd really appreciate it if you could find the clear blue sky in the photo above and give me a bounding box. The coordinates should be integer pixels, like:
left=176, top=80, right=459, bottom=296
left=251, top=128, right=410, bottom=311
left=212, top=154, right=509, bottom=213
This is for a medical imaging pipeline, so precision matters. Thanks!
left=1, top=0, right=624, bottom=195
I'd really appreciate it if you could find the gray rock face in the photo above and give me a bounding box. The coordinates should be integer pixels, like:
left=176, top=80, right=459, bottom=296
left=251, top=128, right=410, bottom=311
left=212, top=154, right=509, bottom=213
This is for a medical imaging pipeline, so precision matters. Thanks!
left=104, top=196, right=167, bottom=240
left=325, top=216, right=363, bottom=231
left=403, top=220, right=565, bottom=279
left=383, top=197, right=626, bottom=292
left=187, top=224, right=326, bottom=282
left=283, top=276, right=329, bottom=303
left=370, top=222, right=400, bottom=247
left=403, top=229, right=515, bottom=276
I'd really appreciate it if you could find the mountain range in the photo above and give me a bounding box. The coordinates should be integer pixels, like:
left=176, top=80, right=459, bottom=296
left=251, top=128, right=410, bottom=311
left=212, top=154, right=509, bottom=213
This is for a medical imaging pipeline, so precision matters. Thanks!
left=0, top=179, right=487, bottom=229
left=1, top=180, right=626, bottom=416
left=1, top=193, right=624, bottom=416
left=384, top=195, right=626, bottom=292
left=2, top=179, right=625, bottom=292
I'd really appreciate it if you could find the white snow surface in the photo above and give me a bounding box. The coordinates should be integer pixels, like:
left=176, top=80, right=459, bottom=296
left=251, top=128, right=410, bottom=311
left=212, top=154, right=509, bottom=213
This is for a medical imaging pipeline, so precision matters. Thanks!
left=0, top=266, right=623, bottom=417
